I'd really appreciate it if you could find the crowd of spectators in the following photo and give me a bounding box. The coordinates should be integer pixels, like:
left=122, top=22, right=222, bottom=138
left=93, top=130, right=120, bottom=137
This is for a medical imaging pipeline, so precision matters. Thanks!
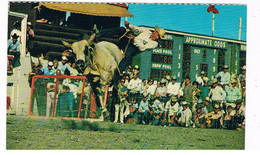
left=106, top=64, right=246, bottom=130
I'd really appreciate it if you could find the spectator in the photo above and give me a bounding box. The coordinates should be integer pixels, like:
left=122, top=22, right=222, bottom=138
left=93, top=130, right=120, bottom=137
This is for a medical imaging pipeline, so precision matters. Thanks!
left=205, top=104, right=223, bottom=128
left=238, top=65, right=246, bottom=81
left=183, top=77, right=197, bottom=109
left=225, top=79, right=242, bottom=111
left=177, top=102, right=192, bottom=127
left=192, top=81, right=201, bottom=104
left=195, top=71, right=206, bottom=86
left=114, top=78, right=128, bottom=123
left=26, top=22, right=35, bottom=55
left=199, top=77, right=210, bottom=101
left=128, top=73, right=141, bottom=103
left=46, top=82, right=56, bottom=116
left=202, top=97, right=214, bottom=114
left=148, top=95, right=165, bottom=126
left=125, top=97, right=139, bottom=124
left=215, top=65, right=231, bottom=87
left=210, top=78, right=226, bottom=104
left=7, top=33, right=20, bottom=68
left=192, top=104, right=206, bottom=128
left=126, top=65, right=132, bottom=76
left=138, top=95, right=149, bottom=124
left=53, top=59, right=59, bottom=71
left=223, top=105, right=236, bottom=129
left=234, top=100, right=245, bottom=130
left=71, top=62, right=79, bottom=76
left=140, top=79, right=147, bottom=96
left=58, top=56, right=73, bottom=75
left=167, top=75, right=182, bottom=98
left=124, top=74, right=130, bottom=87
left=41, top=62, right=55, bottom=75
left=155, top=78, right=168, bottom=104
left=164, top=96, right=179, bottom=126
left=29, top=63, right=45, bottom=116
left=130, top=65, right=140, bottom=79
left=57, top=85, right=74, bottom=117
left=143, top=78, right=157, bottom=98
left=240, top=79, right=246, bottom=102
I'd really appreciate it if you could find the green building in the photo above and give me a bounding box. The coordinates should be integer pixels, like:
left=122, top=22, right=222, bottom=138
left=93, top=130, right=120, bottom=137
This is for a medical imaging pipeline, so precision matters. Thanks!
left=132, top=27, right=246, bottom=82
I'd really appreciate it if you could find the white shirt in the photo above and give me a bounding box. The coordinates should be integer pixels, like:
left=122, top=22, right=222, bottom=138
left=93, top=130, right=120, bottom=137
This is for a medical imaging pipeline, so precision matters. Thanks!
left=215, top=71, right=231, bottom=85
left=129, top=24, right=158, bottom=51
left=179, top=107, right=192, bottom=127
left=167, top=82, right=182, bottom=96
left=210, top=86, right=226, bottom=101
left=143, top=84, right=157, bottom=97
left=195, top=75, right=204, bottom=85
left=165, top=101, right=179, bottom=116
left=128, top=78, right=142, bottom=93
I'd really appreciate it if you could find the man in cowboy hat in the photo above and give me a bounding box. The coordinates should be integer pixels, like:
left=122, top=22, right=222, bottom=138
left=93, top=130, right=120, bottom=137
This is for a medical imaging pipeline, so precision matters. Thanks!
left=210, top=78, right=226, bottom=103
left=196, top=71, right=206, bottom=86
left=225, top=79, right=242, bottom=111
left=8, top=33, right=21, bottom=68
left=93, top=21, right=166, bottom=72
left=199, top=77, right=210, bottom=101
left=215, top=65, right=231, bottom=86
left=58, top=56, right=73, bottom=75
left=239, top=65, right=246, bottom=81
left=26, top=22, right=35, bottom=54
left=164, top=96, right=180, bottom=126
left=205, top=104, right=223, bottom=128
left=167, top=75, right=182, bottom=98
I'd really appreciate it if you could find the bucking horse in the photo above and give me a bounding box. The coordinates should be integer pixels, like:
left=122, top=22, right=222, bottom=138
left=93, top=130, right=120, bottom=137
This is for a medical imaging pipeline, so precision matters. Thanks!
left=62, top=33, right=127, bottom=120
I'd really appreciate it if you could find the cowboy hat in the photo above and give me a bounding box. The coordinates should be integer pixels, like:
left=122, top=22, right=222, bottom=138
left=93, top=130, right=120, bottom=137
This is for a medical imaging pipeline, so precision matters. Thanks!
left=155, top=25, right=166, bottom=39
left=170, top=96, right=177, bottom=102
left=11, top=33, right=19, bottom=39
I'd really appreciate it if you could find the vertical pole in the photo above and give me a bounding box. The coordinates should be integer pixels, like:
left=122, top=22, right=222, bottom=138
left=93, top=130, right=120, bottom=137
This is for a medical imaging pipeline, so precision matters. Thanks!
left=238, top=17, right=242, bottom=40
left=212, top=13, right=215, bottom=36
left=20, top=15, right=28, bottom=57
left=78, top=79, right=86, bottom=118
left=51, top=77, right=59, bottom=117
left=28, top=76, right=36, bottom=115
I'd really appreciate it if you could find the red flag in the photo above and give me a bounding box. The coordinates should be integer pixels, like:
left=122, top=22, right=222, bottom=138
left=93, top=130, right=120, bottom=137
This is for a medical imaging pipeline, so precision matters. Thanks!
left=207, top=5, right=219, bottom=14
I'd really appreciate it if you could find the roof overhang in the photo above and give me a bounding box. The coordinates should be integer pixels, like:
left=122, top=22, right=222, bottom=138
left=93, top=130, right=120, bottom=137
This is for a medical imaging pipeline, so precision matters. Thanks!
left=37, top=3, right=133, bottom=17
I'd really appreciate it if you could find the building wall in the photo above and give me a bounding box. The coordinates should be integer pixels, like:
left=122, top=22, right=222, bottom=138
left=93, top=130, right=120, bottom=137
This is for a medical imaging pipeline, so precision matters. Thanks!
left=132, top=32, right=246, bottom=83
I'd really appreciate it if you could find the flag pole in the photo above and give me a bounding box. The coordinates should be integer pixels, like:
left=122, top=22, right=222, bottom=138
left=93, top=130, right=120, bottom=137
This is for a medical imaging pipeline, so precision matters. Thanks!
left=212, top=13, right=215, bottom=36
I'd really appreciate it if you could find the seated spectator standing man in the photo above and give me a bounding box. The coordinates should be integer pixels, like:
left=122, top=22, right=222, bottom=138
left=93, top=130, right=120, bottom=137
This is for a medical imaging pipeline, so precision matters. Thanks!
left=143, top=78, right=157, bottom=98
left=94, top=21, right=165, bottom=72
left=58, top=56, right=73, bottom=75
left=164, top=96, right=180, bottom=126
left=223, top=105, right=236, bottom=129
left=167, top=75, right=182, bottom=98
left=215, top=65, right=231, bottom=88
left=7, top=33, right=20, bottom=68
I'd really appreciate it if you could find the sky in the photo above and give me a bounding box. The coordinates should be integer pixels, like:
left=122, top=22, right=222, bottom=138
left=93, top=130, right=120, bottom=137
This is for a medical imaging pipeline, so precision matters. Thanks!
left=121, top=4, right=247, bottom=41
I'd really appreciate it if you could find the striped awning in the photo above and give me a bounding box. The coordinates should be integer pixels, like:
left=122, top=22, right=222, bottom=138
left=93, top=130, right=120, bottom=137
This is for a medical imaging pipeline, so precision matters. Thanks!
left=37, top=3, right=133, bottom=17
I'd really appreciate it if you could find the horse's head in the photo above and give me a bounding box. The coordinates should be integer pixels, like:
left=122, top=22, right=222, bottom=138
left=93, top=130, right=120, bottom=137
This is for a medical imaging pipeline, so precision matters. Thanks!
left=62, top=40, right=93, bottom=74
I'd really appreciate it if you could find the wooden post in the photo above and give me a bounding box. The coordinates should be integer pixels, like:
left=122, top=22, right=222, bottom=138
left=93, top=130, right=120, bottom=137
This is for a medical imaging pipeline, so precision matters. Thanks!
left=212, top=13, right=215, bottom=36
left=238, top=17, right=242, bottom=40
